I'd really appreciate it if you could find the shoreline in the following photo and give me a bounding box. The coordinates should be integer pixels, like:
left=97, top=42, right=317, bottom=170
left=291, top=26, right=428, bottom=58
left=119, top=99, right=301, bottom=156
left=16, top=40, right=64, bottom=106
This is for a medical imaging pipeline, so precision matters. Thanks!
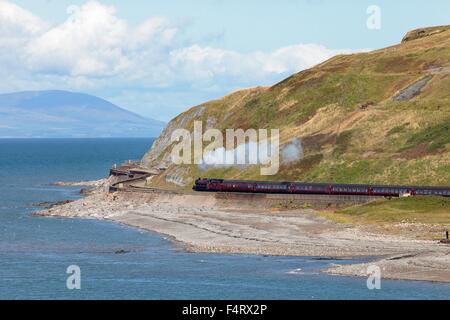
left=36, top=179, right=450, bottom=283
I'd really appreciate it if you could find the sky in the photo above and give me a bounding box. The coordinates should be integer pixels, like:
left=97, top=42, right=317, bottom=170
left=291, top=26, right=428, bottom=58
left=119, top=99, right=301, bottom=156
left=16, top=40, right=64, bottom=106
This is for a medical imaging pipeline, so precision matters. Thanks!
left=1, top=0, right=449, bottom=121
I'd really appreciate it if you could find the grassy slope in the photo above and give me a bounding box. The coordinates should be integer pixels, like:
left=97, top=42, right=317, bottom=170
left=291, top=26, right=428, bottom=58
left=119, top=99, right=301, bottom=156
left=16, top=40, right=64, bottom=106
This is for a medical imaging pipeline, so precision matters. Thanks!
left=319, top=196, right=450, bottom=239
left=324, top=196, right=450, bottom=224
left=145, top=27, right=450, bottom=191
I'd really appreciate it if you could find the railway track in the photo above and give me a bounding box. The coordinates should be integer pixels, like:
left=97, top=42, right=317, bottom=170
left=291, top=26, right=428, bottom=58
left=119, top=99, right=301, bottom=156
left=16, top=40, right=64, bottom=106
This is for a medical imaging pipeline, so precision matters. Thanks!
left=109, top=166, right=183, bottom=195
left=194, top=178, right=450, bottom=198
left=108, top=165, right=450, bottom=199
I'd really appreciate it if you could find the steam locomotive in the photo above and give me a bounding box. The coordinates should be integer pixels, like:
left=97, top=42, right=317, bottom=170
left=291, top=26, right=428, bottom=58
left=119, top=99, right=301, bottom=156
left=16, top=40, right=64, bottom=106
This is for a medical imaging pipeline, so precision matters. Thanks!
left=193, top=178, right=450, bottom=197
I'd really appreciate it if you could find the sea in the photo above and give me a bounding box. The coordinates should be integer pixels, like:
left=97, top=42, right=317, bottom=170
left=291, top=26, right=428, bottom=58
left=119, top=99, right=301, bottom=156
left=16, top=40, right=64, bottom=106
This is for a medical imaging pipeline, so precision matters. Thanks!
left=0, top=138, right=449, bottom=300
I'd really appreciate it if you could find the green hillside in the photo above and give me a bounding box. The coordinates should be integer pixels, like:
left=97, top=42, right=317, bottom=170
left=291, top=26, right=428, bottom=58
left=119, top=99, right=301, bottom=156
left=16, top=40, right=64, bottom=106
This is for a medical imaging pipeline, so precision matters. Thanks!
left=143, top=26, right=450, bottom=189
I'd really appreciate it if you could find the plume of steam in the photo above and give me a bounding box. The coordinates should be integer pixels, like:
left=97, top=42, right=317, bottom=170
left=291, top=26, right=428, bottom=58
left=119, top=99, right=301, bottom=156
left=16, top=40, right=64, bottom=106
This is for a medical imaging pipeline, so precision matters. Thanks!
left=281, top=138, right=303, bottom=164
left=198, top=137, right=303, bottom=171
left=199, top=140, right=274, bottom=171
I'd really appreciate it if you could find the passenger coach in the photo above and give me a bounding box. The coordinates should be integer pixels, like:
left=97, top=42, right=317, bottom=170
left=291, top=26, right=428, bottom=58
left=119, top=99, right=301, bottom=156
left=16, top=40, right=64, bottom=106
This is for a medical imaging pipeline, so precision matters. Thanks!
left=193, top=178, right=450, bottom=197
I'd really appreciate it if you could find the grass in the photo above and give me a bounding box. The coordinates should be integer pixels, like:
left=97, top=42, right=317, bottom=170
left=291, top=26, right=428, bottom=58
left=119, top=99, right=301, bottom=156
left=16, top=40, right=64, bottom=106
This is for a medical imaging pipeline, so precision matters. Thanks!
left=333, top=130, right=353, bottom=156
left=387, top=123, right=409, bottom=136
left=322, top=196, right=450, bottom=225
left=404, top=122, right=450, bottom=152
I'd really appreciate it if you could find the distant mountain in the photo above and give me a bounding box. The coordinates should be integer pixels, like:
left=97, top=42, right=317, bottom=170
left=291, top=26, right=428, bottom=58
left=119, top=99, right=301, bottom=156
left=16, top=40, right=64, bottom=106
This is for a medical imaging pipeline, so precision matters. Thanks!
left=0, top=90, right=165, bottom=138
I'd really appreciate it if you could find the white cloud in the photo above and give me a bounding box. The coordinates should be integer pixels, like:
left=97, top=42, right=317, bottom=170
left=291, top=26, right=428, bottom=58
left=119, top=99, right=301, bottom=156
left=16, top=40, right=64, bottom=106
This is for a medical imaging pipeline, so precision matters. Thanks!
left=131, top=16, right=178, bottom=49
left=24, top=1, right=179, bottom=78
left=0, top=0, right=368, bottom=120
left=0, top=0, right=47, bottom=37
left=0, top=0, right=47, bottom=78
left=169, top=44, right=362, bottom=84
left=26, top=2, right=128, bottom=76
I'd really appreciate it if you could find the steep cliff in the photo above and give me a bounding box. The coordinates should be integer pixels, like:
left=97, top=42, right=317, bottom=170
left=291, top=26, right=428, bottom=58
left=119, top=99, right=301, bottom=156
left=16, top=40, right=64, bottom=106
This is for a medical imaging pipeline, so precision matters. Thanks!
left=143, top=26, right=450, bottom=189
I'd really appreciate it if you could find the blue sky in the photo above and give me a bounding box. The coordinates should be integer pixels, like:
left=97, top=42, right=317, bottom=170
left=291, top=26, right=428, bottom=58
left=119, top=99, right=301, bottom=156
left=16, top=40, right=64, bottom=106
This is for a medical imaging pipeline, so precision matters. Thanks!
left=2, top=0, right=450, bottom=121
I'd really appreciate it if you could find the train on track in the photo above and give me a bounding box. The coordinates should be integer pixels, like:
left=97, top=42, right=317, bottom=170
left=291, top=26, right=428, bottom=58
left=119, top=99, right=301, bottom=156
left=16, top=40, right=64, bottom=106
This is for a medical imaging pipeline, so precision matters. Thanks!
left=193, top=178, right=450, bottom=197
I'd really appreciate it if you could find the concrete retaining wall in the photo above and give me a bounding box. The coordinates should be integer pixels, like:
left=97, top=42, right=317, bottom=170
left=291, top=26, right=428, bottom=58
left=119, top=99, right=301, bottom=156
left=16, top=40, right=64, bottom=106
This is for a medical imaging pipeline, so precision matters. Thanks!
left=214, top=192, right=383, bottom=209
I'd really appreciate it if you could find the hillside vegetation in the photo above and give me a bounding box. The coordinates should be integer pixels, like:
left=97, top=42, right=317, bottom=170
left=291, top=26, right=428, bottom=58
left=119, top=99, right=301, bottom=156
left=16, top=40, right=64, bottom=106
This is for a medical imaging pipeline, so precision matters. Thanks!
left=143, top=26, right=450, bottom=190
left=317, top=196, right=450, bottom=239
left=323, top=196, right=450, bottom=224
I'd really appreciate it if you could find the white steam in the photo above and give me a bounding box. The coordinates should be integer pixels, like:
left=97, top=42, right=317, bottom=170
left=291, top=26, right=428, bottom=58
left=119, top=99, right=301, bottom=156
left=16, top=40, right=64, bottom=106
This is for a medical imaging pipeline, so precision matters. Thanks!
left=281, top=138, right=303, bottom=164
left=199, top=140, right=275, bottom=170
left=198, top=137, right=303, bottom=171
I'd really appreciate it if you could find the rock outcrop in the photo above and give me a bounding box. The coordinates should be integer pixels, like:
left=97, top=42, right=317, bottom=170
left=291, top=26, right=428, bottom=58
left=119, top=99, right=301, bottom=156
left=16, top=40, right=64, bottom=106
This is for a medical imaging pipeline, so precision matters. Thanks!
left=401, top=25, right=450, bottom=43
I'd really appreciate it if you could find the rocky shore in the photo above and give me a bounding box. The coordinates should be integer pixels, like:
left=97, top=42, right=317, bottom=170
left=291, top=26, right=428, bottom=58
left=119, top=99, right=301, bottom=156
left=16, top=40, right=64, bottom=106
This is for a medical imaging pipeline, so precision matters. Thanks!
left=50, top=179, right=107, bottom=187
left=35, top=178, right=450, bottom=283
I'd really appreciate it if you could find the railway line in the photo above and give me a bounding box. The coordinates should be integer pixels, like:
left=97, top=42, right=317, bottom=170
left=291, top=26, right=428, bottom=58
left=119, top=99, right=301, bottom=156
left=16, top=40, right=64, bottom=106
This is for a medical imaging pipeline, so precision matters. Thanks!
left=108, top=163, right=450, bottom=199
left=193, top=178, right=450, bottom=197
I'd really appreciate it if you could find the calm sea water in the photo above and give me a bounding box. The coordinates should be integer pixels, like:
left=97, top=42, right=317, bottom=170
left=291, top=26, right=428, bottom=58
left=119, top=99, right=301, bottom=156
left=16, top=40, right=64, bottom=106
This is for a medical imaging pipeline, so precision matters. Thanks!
left=0, top=138, right=449, bottom=300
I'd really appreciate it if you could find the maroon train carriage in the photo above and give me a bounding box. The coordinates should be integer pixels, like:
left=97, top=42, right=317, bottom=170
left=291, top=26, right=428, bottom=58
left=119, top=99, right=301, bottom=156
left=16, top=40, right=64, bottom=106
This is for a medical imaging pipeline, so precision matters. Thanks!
left=193, top=178, right=450, bottom=197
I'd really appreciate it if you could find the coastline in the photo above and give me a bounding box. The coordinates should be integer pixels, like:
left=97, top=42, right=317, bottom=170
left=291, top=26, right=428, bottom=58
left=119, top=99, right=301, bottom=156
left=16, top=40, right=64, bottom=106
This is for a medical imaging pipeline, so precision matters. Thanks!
left=35, top=179, right=450, bottom=283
